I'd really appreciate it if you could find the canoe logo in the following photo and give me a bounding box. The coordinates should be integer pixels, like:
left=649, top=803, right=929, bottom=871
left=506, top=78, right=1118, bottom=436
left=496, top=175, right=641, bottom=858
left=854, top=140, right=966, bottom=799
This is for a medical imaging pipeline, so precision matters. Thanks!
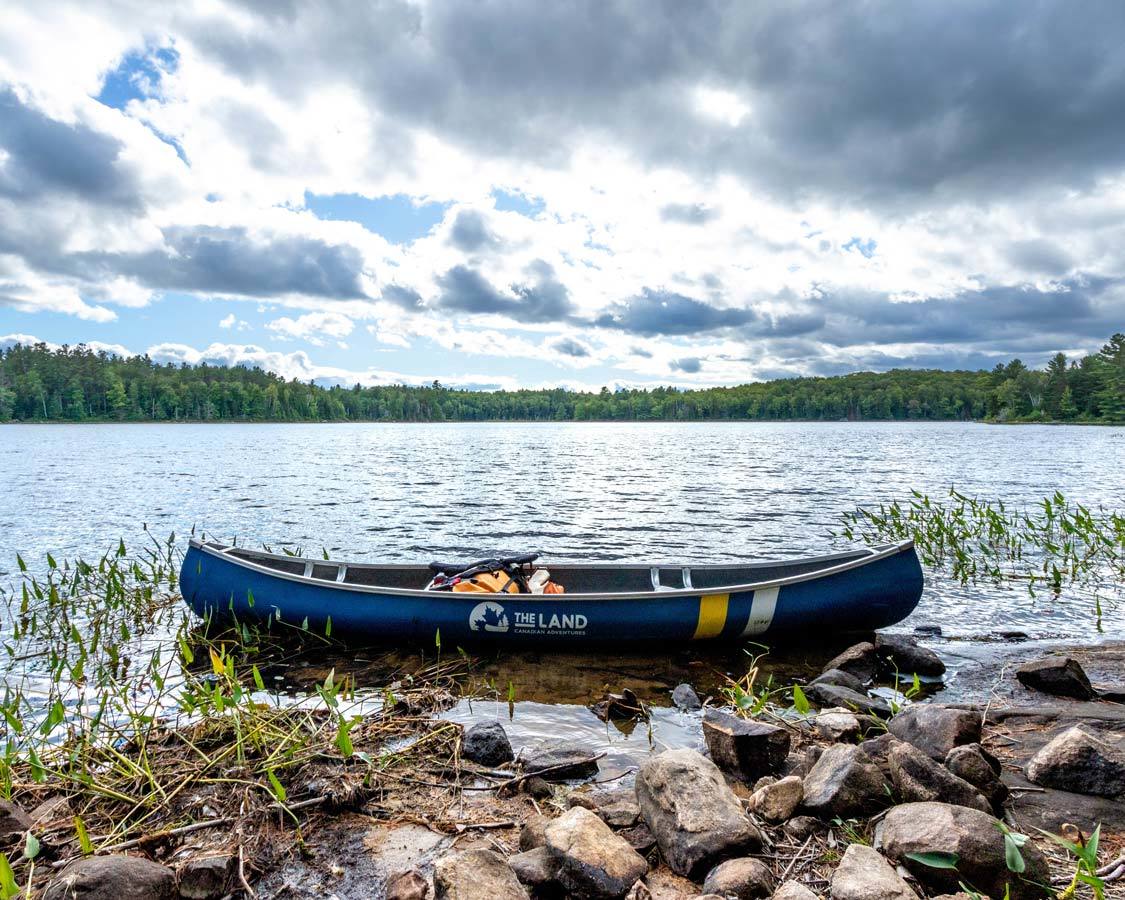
left=469, top=601, right=510, bottom=633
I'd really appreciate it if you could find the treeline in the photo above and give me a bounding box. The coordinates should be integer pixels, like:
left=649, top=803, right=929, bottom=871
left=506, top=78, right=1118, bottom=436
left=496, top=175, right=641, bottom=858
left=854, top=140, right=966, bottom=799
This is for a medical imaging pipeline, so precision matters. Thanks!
left=0, top=334, right=1121, bottom=424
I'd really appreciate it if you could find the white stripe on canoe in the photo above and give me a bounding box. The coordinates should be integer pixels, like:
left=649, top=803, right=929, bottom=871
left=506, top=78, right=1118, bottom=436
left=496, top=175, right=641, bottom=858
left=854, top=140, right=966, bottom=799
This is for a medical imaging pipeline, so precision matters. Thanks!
left=741, top=586, right=779, bottom=636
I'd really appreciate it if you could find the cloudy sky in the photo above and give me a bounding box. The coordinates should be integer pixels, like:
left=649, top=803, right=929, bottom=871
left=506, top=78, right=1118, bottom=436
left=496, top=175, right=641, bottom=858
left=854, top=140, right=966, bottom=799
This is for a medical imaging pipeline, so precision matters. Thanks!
left=1, top=1, right=1123, bottom=390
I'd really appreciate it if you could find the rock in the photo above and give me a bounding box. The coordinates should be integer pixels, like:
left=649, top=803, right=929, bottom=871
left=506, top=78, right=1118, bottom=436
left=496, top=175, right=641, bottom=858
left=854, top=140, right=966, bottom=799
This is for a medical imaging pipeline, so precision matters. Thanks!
left=178, top=855, right=234, bottom=899
left=857, top=733, right=901, bottom=777
left=886, top=706, right=980, bottom=760
left=703, top=710, right=791, bottom=780
left=944, top=744, right=1007, bottom=809
left=874, top=634, right=945, bottom=678
left=521, top=775, right=553, bottom=798
left=801, top=745, right=888, bottom=818
left=618, top=822, right=656, bottom=853
left=805, top=684, right=891, bottom=718
left=822, top=643, right=877, bottom=683
left=433, top=849, right=529, bottom=900
left=887, top=741, right=991, bottom=812
left=810, top=669, right=868, bottom=694
left=520, top=815, right=549, bottom=850
left=45, top=856, right=177, bottom=900
left=625, top=883, right=652, bottom=900
left=830, top=843, right=918, bottom=900
left=782, top=816, right=822, bottom=841
left=598, top=799, right=641, bottom=828
left=545, top=806, right=648, bottom=899
left=1025, top=726, right=1125, bottom=797
left=1016, top=656, right=1096, bottom=700
left=521, top=744, right=600, bottom=781
left=702, top=857, right=773, bottom=899
left=28, top=796, right=71, bottom=827
left=881, top=802, right=1050, bottom=900
left=0, top=799, right=31, bottom=837
left=462, top=722, right=515, bottom=766
left=913, top=625, right=942, bottom=637
left=387, top=869, right=432, bottom=900
left=749, top=775, right=803, bottom=823
left=508, top=847, right=555, bottom=887
left=752, top=775, right=778, bottom=791
left=672, top=684, right=702, bottom=710
left=635, top=748, right=762, bottom=877
left=814, top=709, right=862, bottom=742
left=773, top=882, right=820, bottom=900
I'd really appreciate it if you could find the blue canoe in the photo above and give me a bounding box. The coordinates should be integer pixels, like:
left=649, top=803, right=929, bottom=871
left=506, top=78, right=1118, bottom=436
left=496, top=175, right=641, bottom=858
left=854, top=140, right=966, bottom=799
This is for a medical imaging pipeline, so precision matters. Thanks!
left=179, top=538, right=924, bottom=645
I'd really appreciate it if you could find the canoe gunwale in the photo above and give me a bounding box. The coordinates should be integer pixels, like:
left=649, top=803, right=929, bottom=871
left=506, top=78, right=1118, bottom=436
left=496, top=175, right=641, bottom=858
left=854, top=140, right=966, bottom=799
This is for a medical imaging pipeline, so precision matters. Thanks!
left=186, top=537, right=916, bottom=602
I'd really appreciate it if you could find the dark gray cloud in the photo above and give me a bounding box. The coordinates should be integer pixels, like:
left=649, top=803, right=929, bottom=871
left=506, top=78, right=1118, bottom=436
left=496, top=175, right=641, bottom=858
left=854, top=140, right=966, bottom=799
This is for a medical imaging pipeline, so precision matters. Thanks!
left=551, top=336, right=590, bottom=357
left=434, top=261, right=575, bottom=323
left=448, top=209, right=499, bottom=252
left=660, top=203, right=719, bottom=225
left=1004, top=239, right=1075, bottom=276
left=670, top=356, right=702, bottom=373
left=594, top=288, right=756, bottom=335
left=630, top=345, right=653, bottom=358
left=381, top=284, right=422, bottom=308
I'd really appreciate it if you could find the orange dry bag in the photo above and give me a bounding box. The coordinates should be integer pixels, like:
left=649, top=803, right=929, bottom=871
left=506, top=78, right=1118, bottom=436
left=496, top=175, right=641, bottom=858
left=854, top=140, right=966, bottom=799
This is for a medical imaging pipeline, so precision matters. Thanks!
left=451, top=570, right=521, bottom=594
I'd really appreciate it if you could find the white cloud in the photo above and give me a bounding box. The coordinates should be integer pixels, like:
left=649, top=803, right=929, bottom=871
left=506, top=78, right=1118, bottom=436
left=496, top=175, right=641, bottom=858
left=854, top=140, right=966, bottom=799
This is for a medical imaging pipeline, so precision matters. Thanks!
left=266, top=311, right=354, bottom=345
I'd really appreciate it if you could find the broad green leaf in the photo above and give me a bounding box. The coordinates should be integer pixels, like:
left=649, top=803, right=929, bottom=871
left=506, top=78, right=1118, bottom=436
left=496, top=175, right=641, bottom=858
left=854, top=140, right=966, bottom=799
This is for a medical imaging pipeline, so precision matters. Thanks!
left=74, top=815, right=93, bottom=854
left=1003, top=835, right=1025, bottom=873
left=791, top=684, right=810, bottom=715
left=266, top=769, right=287, bottom=803
left=22, top=831, right=40, bottom=860
left=0, top=853, right=18, bottom=899
left=905, top=851, right=959, bottom=870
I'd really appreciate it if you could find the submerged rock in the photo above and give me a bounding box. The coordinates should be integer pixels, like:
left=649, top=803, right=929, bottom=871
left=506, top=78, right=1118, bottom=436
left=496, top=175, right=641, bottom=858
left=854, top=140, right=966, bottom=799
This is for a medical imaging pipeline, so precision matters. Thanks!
left=881, top=802, right=1050, bottom=900
left=801, top=744, right=888, bottom=818
left=886, top=705, right=980, bottom=760
left=831, top=843, right=919, bottom=900
left=1016, top=656, right=1096, bottom=700
left=521, top=744, right=600, bottom=781
left=749, top=775, right=804, bottom=823
left=701, top=857, right=773, bottom=899
left=433, top=849, right=529, bottom=900
left=703, top=710, right=791, bottom=780
left=545, top=807, right=648, bottom=899
left=672, top=683, right=702, bottom=710
left=635, top=748, right=762, bottom=877
left=1025, top=726, right=1125, bottom=797
left=45, top=856, right=176, bottom=900
left=462, top=722, right=514, bottom=766
left=822, top=643, right=878, bottom=683
left=888, top=741, right=990, bottom=812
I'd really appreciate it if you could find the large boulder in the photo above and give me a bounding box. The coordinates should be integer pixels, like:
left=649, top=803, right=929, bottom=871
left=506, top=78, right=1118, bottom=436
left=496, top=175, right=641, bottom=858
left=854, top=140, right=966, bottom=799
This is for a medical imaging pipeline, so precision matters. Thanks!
left=703, top=710, right=790, bottom=780
left=875, top=634, right=945, bottom=678
left=544, top=806, right=648, bottom=898
left=1025, top=726, right=1125, bottom=797
left=0, top=799, right=31, bottom=838
left=822, top=643, right=878, bottom=683
left=44, top=856, right=176, bottom=900
left=701, top=857, right=773, bottom=899
left=635, top=748, right=762, bottom=877
left=749, top=775, right=803, bottom=823
left=887, top=706, right=981, bottom=760
left=888, top=741, right=991, bottom=812
left=521, top=744, right=600, bottom=781
left=433, top=849, right=529, bottom=900
left=1015, top=656, right=1095, bottom=700
left=801, top=744, right=888, bottom=818
left=881, top=802, right=1050, bottom=900
left=945, top=744, right=1007, bottom=810
left=831, top=843, right=919, bottom=900
left=462, top=722, right=515, bottom=766
left=805, top=684, right=891, bottom=718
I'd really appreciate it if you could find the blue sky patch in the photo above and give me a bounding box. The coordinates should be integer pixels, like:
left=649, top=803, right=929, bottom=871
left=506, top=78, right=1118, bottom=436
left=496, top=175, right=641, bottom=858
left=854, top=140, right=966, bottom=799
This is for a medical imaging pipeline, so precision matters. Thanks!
left=844, top=237, right=877, bottom=259
left=493, top=189, right=545, bottom=217
left=96, top=46, right=179, bottom=110
left=305, top=192, right=449, bottom=244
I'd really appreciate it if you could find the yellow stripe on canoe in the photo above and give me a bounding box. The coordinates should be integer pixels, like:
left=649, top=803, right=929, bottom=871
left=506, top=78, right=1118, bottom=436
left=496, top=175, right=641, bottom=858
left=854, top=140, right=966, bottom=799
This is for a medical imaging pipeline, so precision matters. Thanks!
left=692, top=592, right=729, bottom=639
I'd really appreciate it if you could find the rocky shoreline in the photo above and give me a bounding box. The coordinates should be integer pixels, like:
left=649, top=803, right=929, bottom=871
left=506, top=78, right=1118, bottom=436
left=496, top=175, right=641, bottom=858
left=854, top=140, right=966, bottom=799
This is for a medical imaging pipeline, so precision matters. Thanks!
left=5, top=637, right=1124, bottom=899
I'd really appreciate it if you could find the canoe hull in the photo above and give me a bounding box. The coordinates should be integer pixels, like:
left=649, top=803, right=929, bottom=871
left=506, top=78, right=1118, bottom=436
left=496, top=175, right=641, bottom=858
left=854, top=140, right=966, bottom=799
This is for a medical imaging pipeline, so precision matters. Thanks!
left=179, top=542, right=924, bottom=645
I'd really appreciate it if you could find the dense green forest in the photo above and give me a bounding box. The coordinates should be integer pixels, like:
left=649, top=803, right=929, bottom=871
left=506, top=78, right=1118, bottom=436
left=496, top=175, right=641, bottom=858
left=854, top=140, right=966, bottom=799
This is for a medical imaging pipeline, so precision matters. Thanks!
left=1, top=334, right=1122, bottom=424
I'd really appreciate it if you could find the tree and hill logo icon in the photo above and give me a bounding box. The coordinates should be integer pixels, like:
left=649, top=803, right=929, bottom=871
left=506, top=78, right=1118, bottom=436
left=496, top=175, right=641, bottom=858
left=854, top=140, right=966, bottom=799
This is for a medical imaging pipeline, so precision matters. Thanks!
left=469, top=601, right=510, bottom=633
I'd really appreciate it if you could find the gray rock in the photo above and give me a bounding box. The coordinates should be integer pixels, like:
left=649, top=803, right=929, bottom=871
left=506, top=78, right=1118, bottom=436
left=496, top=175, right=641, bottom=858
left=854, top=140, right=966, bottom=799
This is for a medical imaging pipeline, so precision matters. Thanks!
left=672, top=683, right=702, bottom=710
left=521, top=743, right=600, bottom=781
left=773, top=882, right=820, bottom=900
left=944, top=744, right=1007, bottom=809
left=178, top=855, right=234, bottom=899
left=702, top=857, right=774, bottom=899
left=881, top=802, right=1050, bottom=900
left=802, top=744, right=888, bottom=818
left=750, top=775, right=804, bottom=823
left=830, top=843, right=918, bottom=900
left=1016, top=656, right=1096, bottom=700
left=874, top=634, right=945, bottom=678
left=805, top=684, right=891, bottom=718
left=822, top=643, right=878, bottom=683
left=782, top=816, right=822, bottom=841
left=618, top=821, right=656, bottom=853
left=545, top=806, right=648, bottom=898
left=462, top=722, right=514, bottom=766
left=635, top=748, right=762, bottom=877
left=857, top=733, right=900, bottom=777
left=598, top=799, right=641, bottom=829
left=1025, top=726, right=1125, bottom=797
left=433, top=849, right=529, bottom=900
left=519, top=815, right=548, bottom=851
left=0, top=799, right=31, bottom=837
left=45, top=856, right=177, bottom=900
left=703, top=710, right=791, bottom=780
left=387, top=869, right=432, bottom=900
left=810, top=669, right=868, bottom=694
left=509, top=847, right=555, bottom=887
left=886, top=706, right=981, bottom=760
left=888, top=741, right=991, bottom=812
left=814, top=709, right=862, bottom=742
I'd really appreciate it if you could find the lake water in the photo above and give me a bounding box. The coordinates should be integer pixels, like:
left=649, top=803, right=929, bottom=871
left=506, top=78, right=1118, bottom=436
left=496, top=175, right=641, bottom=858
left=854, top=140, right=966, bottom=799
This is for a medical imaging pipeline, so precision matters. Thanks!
left=2, top=421, right=1122, bottom=760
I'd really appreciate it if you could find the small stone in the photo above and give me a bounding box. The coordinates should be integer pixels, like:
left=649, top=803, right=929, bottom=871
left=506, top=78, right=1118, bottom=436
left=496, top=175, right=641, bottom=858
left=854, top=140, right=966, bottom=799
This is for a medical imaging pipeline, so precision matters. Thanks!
left=814, top=709, right=862, bottom=742
left=433, top=849, right=529, bottom=900
left=913, top=625, right=942, bottom=637
left=1025, top=726, right=1125, bottom=797
left=773, top=883, right=820, bottom=900
left=625, top=882, right=653, bottom=900
left=545, top=806, right=648, bottom=899
left=702, top=857, right=773, bottom=899
left=521, top=744, right=600, bottom=781
left=801, top=744, right=888, bottom=818
left=782, top=816, right=822, bottom=841
left=805, top=684, right=891, bottom=718
left=874, top=634, right=946, bottom=678
left=886, top=705, right=981, bottom=760
left=888, top=741, right=991, bottom=812
left=387, top=869, right=432, bottom=900
left=45, top=856, right=176, bottom=900
left=703, top=709, right=791, bottom=780
left=858, top=733, right=901, bottom=777
left=944, top=744, right=1007, bottom=809
left=752, top=775, right=778, bottom=791
left=618, top=822, right=656, bottom=853
left=810, top=669, right=868, bottom=694
left=750, top=775, right=804, bottom=823
left=462, top=722, right=515, bottom=766
left=519, top=815, right=549, bottom=851
left=672, top=683, right=702, bottom=710
left=830, top=843, right=918, bottom=900
left=508, top=847, right=555, bottom=887
left=1016, top=656, right=1096, bottom=700
left=520, top=775, right=553, bottom=798
left=598, top=799, right=641, bottom=828
left=822, top=642, right=878, bottom=683
left=0, top=799, right=32, bottom=837
left=178, top=855, right=235, bottom=899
